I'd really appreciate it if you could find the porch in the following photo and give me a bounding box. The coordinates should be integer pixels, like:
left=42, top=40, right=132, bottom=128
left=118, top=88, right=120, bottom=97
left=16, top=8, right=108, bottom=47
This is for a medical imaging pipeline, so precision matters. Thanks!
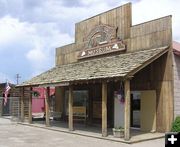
left=18, top=119, right=164, bottom=143
left=17, top=46, right=171, bottom=141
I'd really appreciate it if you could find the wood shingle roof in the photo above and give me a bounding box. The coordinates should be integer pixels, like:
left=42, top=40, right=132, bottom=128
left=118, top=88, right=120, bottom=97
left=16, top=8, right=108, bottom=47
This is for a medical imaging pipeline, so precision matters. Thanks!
left=18, top=46, right=168, bottom=87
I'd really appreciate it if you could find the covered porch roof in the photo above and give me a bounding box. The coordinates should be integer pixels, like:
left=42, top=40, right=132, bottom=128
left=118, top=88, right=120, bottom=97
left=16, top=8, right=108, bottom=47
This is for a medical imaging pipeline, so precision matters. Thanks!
left=18, top=46, right=169, bottom=87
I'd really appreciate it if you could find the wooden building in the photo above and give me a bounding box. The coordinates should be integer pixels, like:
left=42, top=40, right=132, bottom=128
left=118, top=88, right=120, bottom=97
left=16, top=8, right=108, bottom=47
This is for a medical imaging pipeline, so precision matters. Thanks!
left=18, top=3, right=179, bottom=140
left=0, top=83, right=30, bottom=118
left=0, top=83, right=17, bottom=116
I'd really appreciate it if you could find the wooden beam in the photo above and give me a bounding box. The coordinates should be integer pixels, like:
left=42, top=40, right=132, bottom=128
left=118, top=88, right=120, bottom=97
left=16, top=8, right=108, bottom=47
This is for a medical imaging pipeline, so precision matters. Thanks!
left=102, top=81, right=107, bottom=137
left=21, top=87, right=24, bottom=122
left=45, top=87, right=50, bottom=127
left=68, top=86, right=73, bottom=131
left=124, top=80, right=130, bottom=140
left=28, top=87, right=32, bottom=124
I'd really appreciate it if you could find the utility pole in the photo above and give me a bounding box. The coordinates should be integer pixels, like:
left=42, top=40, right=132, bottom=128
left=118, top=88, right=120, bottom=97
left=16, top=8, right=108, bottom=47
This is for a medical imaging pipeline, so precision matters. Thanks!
left=16, top=74, right=21, bottom=85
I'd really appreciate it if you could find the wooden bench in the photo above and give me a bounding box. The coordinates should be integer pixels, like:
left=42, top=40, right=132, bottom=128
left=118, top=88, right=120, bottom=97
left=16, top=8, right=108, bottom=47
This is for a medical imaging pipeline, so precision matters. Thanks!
left=66, top=106, right=87, bottom=123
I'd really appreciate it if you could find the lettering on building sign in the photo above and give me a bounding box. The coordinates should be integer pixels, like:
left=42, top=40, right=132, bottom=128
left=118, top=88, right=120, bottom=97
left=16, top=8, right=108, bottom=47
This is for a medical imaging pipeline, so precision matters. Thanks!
left=78, top=24, right=126, bottom=59
left=79, top=41, right=126, bottom=59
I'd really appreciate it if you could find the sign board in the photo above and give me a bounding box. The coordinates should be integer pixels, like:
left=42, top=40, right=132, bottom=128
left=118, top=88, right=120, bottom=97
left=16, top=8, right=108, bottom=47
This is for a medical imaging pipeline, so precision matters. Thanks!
left=78, top=40, right=126, bottom=59
left=78, top=24, right=126, bottom=59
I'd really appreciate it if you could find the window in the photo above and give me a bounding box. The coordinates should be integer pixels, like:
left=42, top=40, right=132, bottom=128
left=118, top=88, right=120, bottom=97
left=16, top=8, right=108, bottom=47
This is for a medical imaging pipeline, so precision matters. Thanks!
left=65, top=90, right=88, bottom=113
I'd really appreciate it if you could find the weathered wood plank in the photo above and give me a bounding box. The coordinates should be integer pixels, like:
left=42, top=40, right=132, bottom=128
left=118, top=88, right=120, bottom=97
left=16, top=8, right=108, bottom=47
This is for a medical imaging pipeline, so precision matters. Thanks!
left=55, top=87, right=65, bottom=113
left=28, top=87, right=32, bottom=124
left=124, top=80, right=130, bottom=140
left=21, top=87, right=24, bottom=122
left=102, top=81, right=107, bottom=137
left=131, top=16, right=172, bottom=38
left=45, top=87, right=50, bottom=127
left=116, top=6, right=122, bottom=39
left=69, top=86, right=73, bottom=131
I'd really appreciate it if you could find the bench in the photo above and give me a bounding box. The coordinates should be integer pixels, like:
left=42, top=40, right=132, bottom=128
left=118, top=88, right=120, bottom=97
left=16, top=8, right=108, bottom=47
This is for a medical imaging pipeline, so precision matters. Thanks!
left=66, top=106, right=87, bottom=123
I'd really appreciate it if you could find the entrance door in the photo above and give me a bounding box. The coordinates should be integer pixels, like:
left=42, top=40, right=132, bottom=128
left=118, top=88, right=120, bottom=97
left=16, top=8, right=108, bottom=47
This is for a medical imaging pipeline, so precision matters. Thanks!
left=131, top=92, right=141, bottom=128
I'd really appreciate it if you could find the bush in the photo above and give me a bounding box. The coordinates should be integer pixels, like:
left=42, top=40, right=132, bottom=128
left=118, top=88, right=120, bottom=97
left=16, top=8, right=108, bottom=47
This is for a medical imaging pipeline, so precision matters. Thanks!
left=171, top=116, right=180, bottom=132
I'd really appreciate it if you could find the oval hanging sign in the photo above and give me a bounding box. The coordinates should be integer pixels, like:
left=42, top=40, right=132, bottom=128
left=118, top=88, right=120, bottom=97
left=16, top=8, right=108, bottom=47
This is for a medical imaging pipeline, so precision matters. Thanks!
left=78, top=24, right=126, bottom=59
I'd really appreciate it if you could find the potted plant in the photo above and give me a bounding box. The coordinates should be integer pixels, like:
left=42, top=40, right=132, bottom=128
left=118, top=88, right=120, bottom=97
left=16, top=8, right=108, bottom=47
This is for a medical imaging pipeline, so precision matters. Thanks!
left=112, top=126, right=124, bottom=138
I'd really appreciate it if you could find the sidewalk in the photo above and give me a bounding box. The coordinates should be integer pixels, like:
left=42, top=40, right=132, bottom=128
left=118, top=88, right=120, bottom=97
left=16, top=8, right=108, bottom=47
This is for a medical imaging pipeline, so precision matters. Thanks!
left=0, top=116, right=13, bottom=124
left=0, top=117, right=164, bottom=147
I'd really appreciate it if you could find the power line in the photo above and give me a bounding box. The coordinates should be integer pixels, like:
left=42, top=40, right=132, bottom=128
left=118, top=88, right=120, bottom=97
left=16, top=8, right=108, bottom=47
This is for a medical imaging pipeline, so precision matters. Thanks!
left=16, top=74, right=21, bottom=85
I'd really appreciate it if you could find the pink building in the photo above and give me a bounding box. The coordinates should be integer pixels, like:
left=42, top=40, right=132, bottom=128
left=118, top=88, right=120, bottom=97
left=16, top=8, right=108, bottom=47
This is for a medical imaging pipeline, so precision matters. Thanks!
left=32, top=87, right=55, bottom=113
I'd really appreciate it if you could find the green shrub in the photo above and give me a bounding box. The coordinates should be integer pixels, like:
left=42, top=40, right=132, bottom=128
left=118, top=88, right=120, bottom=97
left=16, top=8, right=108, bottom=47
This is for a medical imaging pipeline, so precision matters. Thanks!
left=171, top=116, right=180, bottom=132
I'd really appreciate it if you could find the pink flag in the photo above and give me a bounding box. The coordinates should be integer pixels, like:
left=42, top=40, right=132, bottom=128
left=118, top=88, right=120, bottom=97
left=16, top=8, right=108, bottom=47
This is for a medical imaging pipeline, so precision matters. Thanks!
left=4, top=82, right=11, bottom=106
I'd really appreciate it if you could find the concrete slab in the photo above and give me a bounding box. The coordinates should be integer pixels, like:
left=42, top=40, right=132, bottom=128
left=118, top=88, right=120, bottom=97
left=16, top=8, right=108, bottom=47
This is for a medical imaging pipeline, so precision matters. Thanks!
left=18, top=120, right=164, bottom=144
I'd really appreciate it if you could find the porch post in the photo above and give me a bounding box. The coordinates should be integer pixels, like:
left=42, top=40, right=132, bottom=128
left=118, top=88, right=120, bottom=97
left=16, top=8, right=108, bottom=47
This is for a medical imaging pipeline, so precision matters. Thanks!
left=102, top=81, right=107, bottom=137
left=68, top=85, right=73, bottom=131
left=124, top=80, right=130, bottom=140
left=55, top=87, right=65, bottom=116
left=21, top=87, right=24, bottom=122
left=28, top=87, right=32, bottom=124
left=45, top=87, right=50, bottom=127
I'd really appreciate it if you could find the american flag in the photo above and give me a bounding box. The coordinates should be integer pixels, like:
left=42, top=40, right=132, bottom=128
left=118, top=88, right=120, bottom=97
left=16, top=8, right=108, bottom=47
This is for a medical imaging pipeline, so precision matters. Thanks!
left=4, top=82, right=11, bottom=106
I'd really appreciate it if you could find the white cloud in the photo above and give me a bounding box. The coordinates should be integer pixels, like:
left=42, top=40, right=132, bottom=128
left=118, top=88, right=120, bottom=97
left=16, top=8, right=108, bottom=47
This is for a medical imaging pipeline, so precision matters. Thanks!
left=0, top=15, right=73, bottom=79
left=24, top=22, right=73, bottom=76
left=0, top=72, right=14, bottom=84
left=0, top=16, right=27, bottom=46
left=26, top=48, right=46, bottom=64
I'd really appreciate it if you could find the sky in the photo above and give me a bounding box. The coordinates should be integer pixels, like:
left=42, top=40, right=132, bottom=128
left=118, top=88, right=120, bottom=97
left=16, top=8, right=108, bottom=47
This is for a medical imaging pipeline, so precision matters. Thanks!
left=0, top=0, right=180, bottom=84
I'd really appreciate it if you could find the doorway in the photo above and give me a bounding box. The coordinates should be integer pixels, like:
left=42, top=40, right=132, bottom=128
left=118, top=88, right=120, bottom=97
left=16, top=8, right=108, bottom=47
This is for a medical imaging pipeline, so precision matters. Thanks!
left=131, top=91, right=141, bottom=128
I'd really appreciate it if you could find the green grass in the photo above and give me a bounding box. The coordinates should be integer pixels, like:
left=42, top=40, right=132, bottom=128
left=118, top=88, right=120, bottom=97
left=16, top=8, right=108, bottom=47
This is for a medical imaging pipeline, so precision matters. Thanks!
left=171, top=116, right=180, bottom=132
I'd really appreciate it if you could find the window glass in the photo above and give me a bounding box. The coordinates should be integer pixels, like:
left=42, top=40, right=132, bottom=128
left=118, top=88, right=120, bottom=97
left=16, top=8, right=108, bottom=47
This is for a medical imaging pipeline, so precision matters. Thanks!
left=65, top=90, right=88, bottom=114
left=65, top=90, right=88, bottom=106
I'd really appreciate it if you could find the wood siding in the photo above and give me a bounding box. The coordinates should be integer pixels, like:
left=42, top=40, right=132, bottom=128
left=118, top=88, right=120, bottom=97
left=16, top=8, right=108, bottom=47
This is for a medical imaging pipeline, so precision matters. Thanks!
left=130, top=16, right=172, bottom=52
left=131, top=51, right=174, bottom=132
left=75, top=3, right=132, bottom=43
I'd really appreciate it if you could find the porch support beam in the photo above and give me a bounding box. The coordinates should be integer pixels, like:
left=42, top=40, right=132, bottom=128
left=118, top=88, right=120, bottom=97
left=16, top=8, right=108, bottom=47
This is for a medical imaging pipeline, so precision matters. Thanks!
left=21, top=87, right=24, bottom=122
left=28, top=87, right=32, bottom=124
left=124, top=80, right=130, bottom=140
left=102, top=81, right=107, bottom=137
left=68, top=86, right=73, bottom=131
left=45, top=87, right=50, bottom=127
